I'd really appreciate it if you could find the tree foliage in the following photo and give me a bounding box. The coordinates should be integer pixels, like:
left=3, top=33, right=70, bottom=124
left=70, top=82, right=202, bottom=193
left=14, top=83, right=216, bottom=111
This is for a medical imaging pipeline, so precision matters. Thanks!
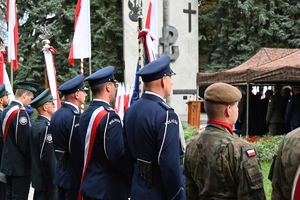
left=199, top=0, right=300, bottom=72
left=0, top=0, right=7, bottom=40
left=11, top=0, right=123, bottom=93
left=2, top=0, right=300, bottom=85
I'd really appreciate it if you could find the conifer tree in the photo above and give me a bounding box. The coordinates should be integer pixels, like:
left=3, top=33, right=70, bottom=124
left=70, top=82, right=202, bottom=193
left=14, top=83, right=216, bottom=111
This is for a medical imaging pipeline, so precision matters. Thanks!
left=14, top=0, right=123, bottom=91
left=199, top=0, right=300, bottom=71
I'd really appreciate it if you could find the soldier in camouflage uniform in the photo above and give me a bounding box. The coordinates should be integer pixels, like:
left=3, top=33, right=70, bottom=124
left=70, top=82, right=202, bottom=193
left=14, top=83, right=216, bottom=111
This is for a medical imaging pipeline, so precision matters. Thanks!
left=184, top=82, right=266, bottom=200
left=270, top=129, right=300, bottom=200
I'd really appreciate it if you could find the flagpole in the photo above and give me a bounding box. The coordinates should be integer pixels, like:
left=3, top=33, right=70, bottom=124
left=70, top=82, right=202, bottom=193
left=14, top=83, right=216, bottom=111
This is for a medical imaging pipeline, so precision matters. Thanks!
left=163, top=0, right=171, bottom=104
left=89, top=57, right=92, bottom=101
left=137, top=4, right=144, bottom=97
left=80, top=58, right=85, bottom=113
left=11, top=62, right=13, bottom=89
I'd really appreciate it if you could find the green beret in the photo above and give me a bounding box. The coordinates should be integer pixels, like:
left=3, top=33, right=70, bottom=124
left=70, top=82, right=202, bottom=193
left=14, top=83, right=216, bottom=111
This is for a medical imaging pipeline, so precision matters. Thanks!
left=30, top=89, right=55, bottom=108
left=204, top=82, right=242, bottom=104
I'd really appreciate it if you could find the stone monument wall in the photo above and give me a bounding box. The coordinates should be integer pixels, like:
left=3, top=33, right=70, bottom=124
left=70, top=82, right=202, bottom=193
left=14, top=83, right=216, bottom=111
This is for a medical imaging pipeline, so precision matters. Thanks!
left=123, top=0, right=199, bottom=117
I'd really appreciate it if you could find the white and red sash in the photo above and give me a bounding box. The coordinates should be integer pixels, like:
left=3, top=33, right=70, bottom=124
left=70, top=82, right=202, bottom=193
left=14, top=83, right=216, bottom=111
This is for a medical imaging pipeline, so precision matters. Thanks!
left=78, top=106, right=108, bottom=200
left=2, top=105, right=20, bottom=143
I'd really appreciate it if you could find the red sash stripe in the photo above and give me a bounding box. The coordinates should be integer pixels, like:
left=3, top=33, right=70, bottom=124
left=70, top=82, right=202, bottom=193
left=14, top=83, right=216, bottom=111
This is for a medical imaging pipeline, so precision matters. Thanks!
left=78, top=107, right=108, bottom=200
left=2, top=105, right=20, bottom=143
left=292, top=165, right=300, bottom=200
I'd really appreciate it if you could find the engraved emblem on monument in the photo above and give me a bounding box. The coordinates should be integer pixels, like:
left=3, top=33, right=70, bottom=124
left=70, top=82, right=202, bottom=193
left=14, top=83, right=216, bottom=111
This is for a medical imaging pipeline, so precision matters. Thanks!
left=159, top=25, right=179, bottom=61
left=128, top=0, right=143, bottom=22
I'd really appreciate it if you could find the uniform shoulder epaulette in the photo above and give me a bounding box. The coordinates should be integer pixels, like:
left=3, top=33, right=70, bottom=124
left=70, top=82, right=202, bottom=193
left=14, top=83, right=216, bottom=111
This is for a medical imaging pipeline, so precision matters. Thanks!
left=72, top=109, right=80, bottom=115
left=159, top=101, right=173, bottom=110
left=103, top=105, right=114, bottom=112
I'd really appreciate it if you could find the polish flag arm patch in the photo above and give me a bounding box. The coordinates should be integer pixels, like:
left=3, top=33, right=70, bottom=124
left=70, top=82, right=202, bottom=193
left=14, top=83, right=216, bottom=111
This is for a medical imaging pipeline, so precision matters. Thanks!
left=246, top=149, right=256, bottom=157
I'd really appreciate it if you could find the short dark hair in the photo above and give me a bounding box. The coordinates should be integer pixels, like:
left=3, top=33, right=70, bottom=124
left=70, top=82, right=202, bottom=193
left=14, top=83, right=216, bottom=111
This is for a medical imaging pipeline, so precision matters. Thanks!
left=204, top=100, right=228, bottom=119
left=15, top=89, right=32, bottom=98
left=90, top=83, right=106, bottom=94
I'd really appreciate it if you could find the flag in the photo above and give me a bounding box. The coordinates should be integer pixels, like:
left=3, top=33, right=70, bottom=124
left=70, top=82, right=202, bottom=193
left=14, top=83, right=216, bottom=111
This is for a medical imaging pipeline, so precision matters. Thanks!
left=114, top=83, right=125, bottom=120
left=0, top=49, right=14, bottom=100
left=130, top=62, right=140, bottom=105
left=129, top=0, right=157, bottom=106
left=145, top=0, right=158, bottom=56
left=124, top=83, right=131, bottom=112
left=43, top=45, right=61, bottom=110
left=6, top=0, right=18, bottom=70
left=139, top=0, right=157, bottom=63
left=68, top=0, right=91, bottom=66
left=138, top=29, right=156, bottom=62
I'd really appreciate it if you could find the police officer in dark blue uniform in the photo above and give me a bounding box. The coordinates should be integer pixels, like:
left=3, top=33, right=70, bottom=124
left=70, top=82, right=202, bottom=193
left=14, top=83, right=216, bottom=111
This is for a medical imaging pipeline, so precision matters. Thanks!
left=0, top=84, right=10, bottom=200
left=30, top=89, right=58, bottom=200
left=285, top=85, right=300, bottom=131
left=123, top=56, right=186, bottom=200
left=78, top=66, right=130, bottom=200
left=50, top=75, right=88, bottom=200
left=0, top=82, right=39, bottom=199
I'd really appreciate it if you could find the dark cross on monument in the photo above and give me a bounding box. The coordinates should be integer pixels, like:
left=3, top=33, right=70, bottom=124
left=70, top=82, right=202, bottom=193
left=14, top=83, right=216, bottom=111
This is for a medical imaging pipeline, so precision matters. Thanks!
left=183, top=2, right=196, bottom=32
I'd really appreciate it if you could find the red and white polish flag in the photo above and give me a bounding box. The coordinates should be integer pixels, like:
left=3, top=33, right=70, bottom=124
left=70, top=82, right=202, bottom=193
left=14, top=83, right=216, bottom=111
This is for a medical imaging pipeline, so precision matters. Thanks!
left=6, top=0, right=18, bottom=70
left=68, top=0, right=91, bottom=66
left=145, top=0, right=157, bottom=57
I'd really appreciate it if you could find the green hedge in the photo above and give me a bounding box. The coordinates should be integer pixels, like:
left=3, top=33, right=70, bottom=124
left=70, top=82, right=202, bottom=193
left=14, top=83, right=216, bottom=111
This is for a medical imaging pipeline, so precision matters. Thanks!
left=183, top=123, right=284, bottom=162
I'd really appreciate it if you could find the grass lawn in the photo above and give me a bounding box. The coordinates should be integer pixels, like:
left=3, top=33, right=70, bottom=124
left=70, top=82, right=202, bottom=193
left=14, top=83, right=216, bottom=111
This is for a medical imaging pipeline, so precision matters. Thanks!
left=261, top=161, right=272, bottom=200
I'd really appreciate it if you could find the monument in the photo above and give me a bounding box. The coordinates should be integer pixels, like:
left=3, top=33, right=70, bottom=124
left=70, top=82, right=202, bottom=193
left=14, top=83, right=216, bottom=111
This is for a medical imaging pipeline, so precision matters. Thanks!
left=123, top=0, right=199, bottom=118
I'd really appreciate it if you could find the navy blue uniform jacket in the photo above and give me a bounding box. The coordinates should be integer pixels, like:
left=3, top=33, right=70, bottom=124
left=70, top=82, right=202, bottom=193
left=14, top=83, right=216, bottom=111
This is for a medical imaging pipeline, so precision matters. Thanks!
left=50, top=102, right=83, bottom=189
left=285, top=92, right=300, bottom=128
left=123, top=93, right=185, bottom=200
left=79, top=100, right=130, bottom=199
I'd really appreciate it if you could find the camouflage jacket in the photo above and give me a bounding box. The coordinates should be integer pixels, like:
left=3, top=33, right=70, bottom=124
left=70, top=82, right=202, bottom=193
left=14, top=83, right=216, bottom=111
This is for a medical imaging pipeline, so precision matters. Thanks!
left=271, top=129, right=300, bottom=200
left=184, top=124, right=266, bottom=200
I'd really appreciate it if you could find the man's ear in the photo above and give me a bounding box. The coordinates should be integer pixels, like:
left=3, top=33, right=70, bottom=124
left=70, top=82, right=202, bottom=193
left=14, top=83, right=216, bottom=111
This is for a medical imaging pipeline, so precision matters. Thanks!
left=106, top=83, right=112, bottom=92
left=43, top=103, right=47, bottom=111
left=22, top=92, right=27, bottom=100
left=225, top=105, right=231, bottom=117
left=74, top=91, right=79, bottom=99
left=161, top=77, right=165, bottom=87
